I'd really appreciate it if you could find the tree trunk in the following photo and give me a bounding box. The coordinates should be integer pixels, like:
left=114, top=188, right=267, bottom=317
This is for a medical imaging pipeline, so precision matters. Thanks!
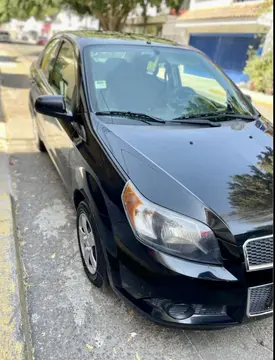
left=96, top=13, right=109, bottom=31
left=141, top=1, right=148, bottom=32
left=96, top=8, right=129, bottom=32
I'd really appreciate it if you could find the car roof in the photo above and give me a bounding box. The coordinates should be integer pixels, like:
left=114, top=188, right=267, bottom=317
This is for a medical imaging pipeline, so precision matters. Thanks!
left=53, top=30, right=195, bottom=51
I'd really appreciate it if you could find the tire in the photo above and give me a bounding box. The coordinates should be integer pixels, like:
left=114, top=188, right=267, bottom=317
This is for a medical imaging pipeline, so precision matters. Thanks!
left=77, top=201, right=107, bottom=288
left=32, top=116, right=46, bottom=152
left=37, top=137, right=46, bottom=152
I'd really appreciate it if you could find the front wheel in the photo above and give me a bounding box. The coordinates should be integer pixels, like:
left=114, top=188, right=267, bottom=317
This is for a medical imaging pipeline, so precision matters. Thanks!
left=77, top=201, right=107, bottom=288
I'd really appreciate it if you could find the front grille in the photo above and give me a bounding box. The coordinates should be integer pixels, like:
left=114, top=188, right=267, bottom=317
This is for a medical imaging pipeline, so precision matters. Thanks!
left=247, top=283, right=273, bottom=317
left=243, top=235, right=273, bottom=272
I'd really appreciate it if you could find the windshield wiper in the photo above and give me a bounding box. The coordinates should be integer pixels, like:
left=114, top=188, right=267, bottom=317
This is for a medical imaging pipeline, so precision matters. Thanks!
left=172, top=118, right=221, bottom=127
left=95, top=111, right=166, bottom=124
left=95, top=111, right=221, bottom=127
left=173, top=112, right=259, bottom=122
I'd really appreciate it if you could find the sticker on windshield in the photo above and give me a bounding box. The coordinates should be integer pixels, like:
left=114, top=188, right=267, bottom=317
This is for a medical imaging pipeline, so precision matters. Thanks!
left=95, top=80, right=107, bottom=89
left=147, top=56, right=159, bottom=74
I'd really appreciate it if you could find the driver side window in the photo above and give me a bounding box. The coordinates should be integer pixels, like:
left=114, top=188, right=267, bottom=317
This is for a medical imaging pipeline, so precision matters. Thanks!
left=50, top=41, right=77, bottom=111
left=41, top=39, right=60, bottom=81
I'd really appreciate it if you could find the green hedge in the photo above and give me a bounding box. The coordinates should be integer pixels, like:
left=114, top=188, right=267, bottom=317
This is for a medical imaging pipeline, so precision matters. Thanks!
left=244, top=51, right=273, bottom=94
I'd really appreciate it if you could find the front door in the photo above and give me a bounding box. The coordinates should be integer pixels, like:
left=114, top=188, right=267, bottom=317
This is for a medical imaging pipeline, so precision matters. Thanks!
left=47, top=40, right=78, bottom=191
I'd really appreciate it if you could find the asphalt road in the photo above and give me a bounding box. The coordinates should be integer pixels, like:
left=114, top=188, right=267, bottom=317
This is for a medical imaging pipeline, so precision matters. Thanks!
left=1, top=42, right=273, bottom=360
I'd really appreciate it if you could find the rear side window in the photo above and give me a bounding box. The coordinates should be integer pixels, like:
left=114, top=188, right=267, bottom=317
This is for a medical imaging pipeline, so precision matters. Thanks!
left=41, top=39, right=59, bottom=80
left=50, top=42, right=76, bottom=111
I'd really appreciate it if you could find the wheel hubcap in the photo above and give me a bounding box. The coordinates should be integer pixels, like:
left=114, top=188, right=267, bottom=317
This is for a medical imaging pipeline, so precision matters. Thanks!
left=78, top=213, right=97, bottom=275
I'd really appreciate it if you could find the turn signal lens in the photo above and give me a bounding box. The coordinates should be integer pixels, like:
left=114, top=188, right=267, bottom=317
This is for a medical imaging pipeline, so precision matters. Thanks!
left=122, top=182, right=143, bottom=227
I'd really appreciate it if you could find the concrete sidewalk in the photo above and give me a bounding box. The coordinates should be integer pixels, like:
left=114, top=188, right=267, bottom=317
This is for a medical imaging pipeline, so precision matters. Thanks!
left=240, top=87, right=273, bottom=123
left=0, top=49, right=33, bottom=360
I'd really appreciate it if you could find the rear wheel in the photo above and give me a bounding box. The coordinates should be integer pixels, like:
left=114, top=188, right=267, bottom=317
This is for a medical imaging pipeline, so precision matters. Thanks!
left=77, top=201, right=107, bottom=288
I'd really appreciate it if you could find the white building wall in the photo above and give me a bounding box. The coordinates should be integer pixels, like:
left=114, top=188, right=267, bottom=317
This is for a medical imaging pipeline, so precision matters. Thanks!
left=128, top=1, right=170, bottom=19
left=50, top=10, right=99, bottom=36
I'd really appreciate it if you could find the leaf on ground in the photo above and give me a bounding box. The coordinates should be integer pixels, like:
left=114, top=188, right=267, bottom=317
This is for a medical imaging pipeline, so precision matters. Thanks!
left=136, top=352, right=142, bottom=360
left=51, top=252, right=56, bottom=259
left=86, top=344, right=93, bottom=351
left=127, top=332, right=137, bottom=342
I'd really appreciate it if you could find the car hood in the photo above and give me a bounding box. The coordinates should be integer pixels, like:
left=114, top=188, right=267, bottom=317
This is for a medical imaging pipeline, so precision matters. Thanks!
left=96, top=117, right=273, bottom=243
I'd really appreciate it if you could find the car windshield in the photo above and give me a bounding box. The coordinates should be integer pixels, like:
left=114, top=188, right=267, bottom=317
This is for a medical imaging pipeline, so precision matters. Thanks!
left=84, top=44, right=257, bottom=121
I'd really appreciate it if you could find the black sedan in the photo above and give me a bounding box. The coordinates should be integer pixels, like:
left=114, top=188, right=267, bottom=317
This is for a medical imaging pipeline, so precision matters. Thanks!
left=29, top=31, right=273, bottom=328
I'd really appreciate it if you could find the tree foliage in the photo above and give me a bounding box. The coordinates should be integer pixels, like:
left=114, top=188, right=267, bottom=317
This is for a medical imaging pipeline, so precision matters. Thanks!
left=0, top=0, right=185, bottom=31
left=59, top=0, right=138, bottom=31
left=228, top=146, right=273, bottom=221
left=0, top=0, right=59, bottom=23
left=166, top=0, right=185, bottom=14
left=244, top=51, right=273, bottom=94
left=259, top=0, right=273, bottom=15
left=243, top=0, right=273, bottom=93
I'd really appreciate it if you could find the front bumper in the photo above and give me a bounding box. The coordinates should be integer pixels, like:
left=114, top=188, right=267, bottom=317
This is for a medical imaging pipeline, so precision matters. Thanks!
left=107, top=248, right=273, bottom=329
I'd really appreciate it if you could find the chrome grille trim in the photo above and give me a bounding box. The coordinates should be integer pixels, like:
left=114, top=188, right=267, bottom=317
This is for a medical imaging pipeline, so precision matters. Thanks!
left=247, top=283, right=273, bottom=318
left=243, top=235, right=273, bottom=272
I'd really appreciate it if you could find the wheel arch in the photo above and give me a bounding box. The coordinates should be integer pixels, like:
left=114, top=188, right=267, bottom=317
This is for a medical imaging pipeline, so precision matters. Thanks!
left=73, top=169, right=120, bottom=284
left=72, top=167, right=111, bottom=227
left=73, top=188, right=86, bottom=210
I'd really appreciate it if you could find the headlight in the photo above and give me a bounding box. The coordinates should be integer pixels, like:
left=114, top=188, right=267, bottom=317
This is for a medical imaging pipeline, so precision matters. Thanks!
left=122, top=181, right=222, bottom=265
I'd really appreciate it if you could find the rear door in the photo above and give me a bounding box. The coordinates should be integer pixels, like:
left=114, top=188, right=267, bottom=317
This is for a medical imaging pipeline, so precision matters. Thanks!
left=47, top=40, right=78, bottom=190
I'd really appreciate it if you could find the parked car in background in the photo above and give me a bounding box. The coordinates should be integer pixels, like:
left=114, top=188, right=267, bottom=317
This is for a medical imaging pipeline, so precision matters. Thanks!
left=37, top=36, right=48, bottom=46
left=29, top=31, right=273, bottom=329
left=0, top=31, right=11, bottom=42
left=17, top=31, right=38, bottom=44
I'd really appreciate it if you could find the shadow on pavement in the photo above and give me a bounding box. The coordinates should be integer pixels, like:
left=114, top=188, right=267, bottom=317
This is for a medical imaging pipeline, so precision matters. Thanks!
left=0, top=83, right=5, bottom=123
left=27, top=51, right=42, bottom=57
left=8, top=41, right=40, bottom=46
left=0, top=55, right=18, bottom=63
left=0, top=73, right=30, bottom=89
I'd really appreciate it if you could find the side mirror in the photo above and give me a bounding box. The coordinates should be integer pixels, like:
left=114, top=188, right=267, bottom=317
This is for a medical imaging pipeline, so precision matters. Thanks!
left=35, top=95, right=73, bottom=122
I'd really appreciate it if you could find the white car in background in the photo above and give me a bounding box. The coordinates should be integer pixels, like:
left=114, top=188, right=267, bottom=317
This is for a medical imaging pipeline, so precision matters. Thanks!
left=0, top=31, right=11, bottom=42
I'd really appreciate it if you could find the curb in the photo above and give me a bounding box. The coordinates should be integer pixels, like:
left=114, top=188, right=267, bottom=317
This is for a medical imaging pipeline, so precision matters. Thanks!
left=240, top=88, right=273, bottom=108
left=0, top=59, right=33, bottom=359
left=0, top=193, right=33, bottom=360
left=11, top=195, right=34, bottom=360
